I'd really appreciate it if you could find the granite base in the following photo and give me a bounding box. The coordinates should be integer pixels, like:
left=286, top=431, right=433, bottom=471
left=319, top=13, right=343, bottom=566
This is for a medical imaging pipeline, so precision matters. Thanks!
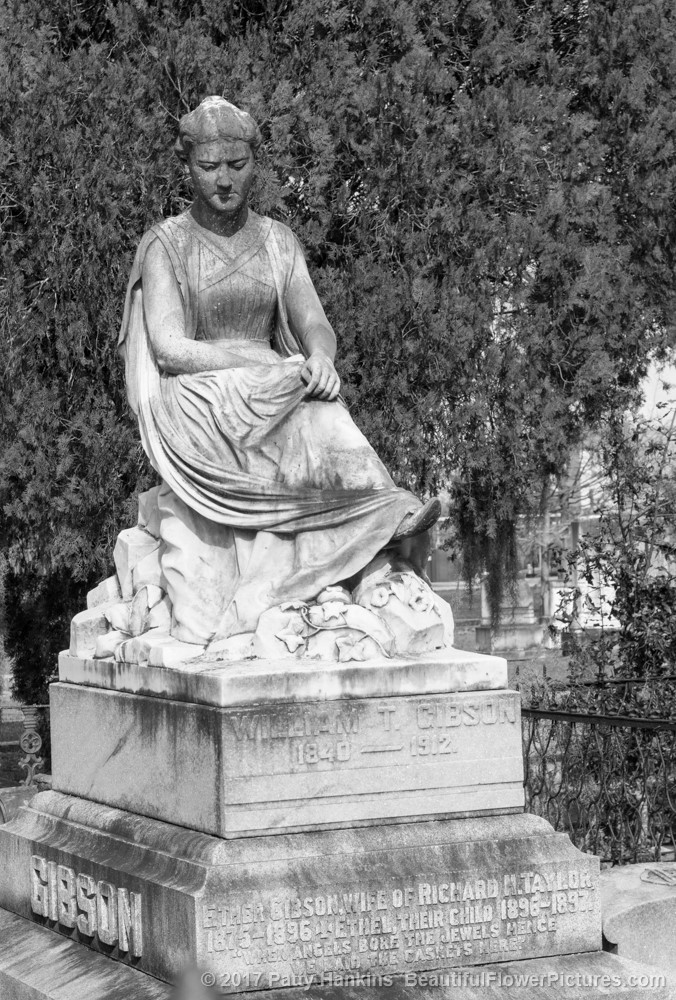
left=0, top=791, right=601, bottom=990
left=1, top=905, right=671, bottom=1000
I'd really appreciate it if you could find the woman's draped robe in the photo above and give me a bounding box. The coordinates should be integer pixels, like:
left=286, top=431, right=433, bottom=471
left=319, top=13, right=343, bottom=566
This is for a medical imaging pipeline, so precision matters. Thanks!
left=118, top=211, right=419, bottom=644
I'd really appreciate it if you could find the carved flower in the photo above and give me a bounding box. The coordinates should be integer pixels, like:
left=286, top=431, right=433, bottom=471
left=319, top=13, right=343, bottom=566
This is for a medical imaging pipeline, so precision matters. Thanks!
left=391, top=576, right=433, bottom=613
left=411, top=591, right=434, bottom=613
left=370, top=585, right=391, bottom=608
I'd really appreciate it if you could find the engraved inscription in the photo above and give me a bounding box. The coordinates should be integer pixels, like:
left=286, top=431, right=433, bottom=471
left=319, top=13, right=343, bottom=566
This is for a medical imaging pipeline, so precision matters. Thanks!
left=200, top=866, right=597, bottom=980
left=30, top=854, right=143, bottom=956
left=416, top=700, right=517, bottom=728
left=229, top=709, right=360, bottom=741
left=296, top=740, right=351, bottom=764
left=224, top=693, right=519, bottom=779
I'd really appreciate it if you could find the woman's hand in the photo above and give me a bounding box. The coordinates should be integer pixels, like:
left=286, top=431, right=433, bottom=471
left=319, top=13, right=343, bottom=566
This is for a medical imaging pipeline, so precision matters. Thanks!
left=301, top=350, right=341, bottom=400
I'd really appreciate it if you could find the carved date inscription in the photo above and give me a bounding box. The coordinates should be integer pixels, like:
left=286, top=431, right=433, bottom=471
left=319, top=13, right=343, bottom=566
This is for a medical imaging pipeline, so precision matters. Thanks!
left=224, top=693, right=518, bottom=779
left=201, top=866, right=597, bottom=980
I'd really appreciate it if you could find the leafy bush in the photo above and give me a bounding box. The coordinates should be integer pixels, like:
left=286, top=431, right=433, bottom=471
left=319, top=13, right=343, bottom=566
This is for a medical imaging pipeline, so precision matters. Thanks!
left=550, top=403, right=676, bottom=687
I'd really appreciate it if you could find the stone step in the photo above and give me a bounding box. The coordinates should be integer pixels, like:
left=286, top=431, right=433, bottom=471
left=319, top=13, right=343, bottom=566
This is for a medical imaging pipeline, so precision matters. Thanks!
left=242, top=953, right=676, bottom=998
left=1, top=907, right=674, bottom=1000
left=0, top=907, right=171, bottom=999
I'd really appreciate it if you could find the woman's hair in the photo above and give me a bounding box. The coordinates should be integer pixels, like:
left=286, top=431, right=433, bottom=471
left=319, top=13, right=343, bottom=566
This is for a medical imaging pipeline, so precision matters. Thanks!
left=175, top=96, right=262, bottom=161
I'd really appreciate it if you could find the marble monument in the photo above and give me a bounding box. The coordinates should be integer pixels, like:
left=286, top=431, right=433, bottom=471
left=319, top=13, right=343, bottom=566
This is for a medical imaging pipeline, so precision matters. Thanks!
left=0, top=98, right=610, bottom=997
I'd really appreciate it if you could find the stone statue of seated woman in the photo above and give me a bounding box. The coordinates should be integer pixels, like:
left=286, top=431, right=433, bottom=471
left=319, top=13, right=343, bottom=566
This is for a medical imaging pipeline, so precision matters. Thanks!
left=71, top=97, right=453, bottom=666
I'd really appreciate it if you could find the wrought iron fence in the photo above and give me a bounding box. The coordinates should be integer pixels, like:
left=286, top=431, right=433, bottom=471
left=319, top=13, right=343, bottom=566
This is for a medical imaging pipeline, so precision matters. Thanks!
left=4, top=694, right=676, bottom=866
left=522, top=706, right=676, bottom=864
left=0, top=704, right=48, bottom=790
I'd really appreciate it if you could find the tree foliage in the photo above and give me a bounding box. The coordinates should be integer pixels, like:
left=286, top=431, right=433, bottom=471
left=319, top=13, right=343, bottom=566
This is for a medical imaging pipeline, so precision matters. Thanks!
left=553, top=400, right=676, bottom=685
left=2, top=0, right=676, bottom=699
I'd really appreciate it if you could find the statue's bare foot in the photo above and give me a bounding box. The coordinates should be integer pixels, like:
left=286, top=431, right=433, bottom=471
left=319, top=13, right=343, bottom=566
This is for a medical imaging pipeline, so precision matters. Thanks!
left=391, top=497, right=442, bottom=541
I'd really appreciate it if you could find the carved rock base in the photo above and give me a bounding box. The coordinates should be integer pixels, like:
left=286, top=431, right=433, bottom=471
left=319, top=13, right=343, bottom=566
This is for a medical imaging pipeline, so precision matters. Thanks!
left=69, top=489, right=455, bottom=664
left=0, top=793, right=601, bottom=991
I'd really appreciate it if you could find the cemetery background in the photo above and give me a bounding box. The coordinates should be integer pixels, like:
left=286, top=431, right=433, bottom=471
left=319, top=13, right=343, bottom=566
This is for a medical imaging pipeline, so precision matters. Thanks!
left=2, top=0, right=676, bottom=991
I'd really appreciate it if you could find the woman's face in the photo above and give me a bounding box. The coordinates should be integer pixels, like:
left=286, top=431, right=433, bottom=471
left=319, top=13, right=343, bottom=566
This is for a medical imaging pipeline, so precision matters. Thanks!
left=187, top=138, right=254, bottom=216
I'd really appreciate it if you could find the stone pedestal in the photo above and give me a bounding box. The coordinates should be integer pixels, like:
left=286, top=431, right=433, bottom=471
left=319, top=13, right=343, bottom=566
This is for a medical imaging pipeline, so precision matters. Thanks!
left=0, top=791, right=600, bottom=989
left=0, top=646, right=604, bottom=993
left=50, top=684, right=524, bottom=838
left=51, top=648, right=522, bottom=837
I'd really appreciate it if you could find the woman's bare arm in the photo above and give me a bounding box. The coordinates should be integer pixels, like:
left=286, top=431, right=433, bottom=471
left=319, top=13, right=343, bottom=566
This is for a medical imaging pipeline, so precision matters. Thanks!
left=142, top=239, right=261, bottom=375
left=286, top=248, right=341, bottom=400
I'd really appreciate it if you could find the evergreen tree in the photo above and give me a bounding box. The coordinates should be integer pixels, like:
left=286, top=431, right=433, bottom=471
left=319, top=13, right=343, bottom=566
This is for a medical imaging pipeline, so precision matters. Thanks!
left=1, top=0, right=675, bottom=698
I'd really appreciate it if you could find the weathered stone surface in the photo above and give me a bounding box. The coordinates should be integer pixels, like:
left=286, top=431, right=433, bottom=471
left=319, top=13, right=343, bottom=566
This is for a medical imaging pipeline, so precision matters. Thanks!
left=205, top=632, right=256, bottom=661
left=0, top=903, right=670, bottom=1000
left=601, top=863, right=676, bottom=975
left=354, top=557, right=453, bottom=655
left=145, top=584, right=166, bottom=608
left=86, top=576, right=122, bottom=610
left=251, top=603, right=396, bottom=661
left=0, top=906, right=172, bottom=999
left=0, top=903, right=670, bottom=999
left=434, top=593, right=455, bottom=647
left=146, top=595, right=171, bottom=631
left=316, top=585, right=352, bottom=605
left=94, top=630, right=127, bottom=659
left=68, top=603, right=118, bottom=658
left=352, top=551, right=404, bottom=597
left=50, top=683, right=524, bottom=837
left=113, top=630, right=166, bottom=665
left=84, top=588, right=172, bottom=663
left=0, top=787, right=35, bottom=825
left=129, top=588, right=150, bottom=636
left=73, top=536, right=452, bottom=668
left=107, top=628, right=203, bottom=667
left=113, top=527, right=160, bottom=601
left=93, top=590, right=172, bottom=657
left=132, top=545, right=166, bottom=593
left=245, top=953, right=676, bottom=999
left=137, top=485, right=162, bottom=539
left=58, top=647, right=508, bottom=707
left=147, top=638, right=206, bottom=667
left=126, top=586, right=170, bottom=636
left=370, top=587, right=444, bottom=653
left=0, top=794, right=601, bottom=990
left=104, top=602, right=131, bottom=633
